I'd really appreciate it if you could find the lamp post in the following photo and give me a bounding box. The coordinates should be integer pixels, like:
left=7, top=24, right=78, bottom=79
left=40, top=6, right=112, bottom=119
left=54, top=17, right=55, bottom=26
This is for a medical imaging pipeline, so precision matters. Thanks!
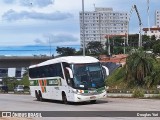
left=47, top=35, right=52, bottom=57
left=82, top=0, right=85, bottom=56
left=147, top=0, right=151, bottom=38
left=107, top=35, right=111, bottom=56
left=123, top=37, right=126, bottom=54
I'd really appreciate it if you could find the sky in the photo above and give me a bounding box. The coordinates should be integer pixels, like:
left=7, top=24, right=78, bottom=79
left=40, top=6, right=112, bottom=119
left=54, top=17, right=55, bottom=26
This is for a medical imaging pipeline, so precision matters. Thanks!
left=0, top=0, right=159, bottom=56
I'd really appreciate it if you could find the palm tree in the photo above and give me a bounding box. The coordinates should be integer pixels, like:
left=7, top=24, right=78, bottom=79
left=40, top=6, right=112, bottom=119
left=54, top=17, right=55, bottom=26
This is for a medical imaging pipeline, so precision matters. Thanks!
left=125, top=49, right=156, bottom=87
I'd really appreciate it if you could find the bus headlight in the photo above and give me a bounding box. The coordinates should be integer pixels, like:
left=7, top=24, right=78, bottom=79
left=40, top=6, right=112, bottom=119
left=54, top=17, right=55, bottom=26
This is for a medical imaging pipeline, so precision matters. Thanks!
left=102, top=89, right=106, bottom=93
left=72, top=89, right=84, bottom=94
left=72, top=89, right=78, bottom=94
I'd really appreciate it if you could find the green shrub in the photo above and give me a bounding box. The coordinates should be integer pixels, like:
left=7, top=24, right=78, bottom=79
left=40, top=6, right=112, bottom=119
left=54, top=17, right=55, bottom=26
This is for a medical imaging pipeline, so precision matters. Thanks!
left=105, top=67, right=126, bottom=88
left=132, top=89, right=144, bottom=98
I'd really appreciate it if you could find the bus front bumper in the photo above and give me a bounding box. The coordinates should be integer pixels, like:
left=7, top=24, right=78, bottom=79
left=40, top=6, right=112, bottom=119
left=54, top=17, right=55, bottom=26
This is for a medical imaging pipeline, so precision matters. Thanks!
left=74, top=91, right=107, bottom=102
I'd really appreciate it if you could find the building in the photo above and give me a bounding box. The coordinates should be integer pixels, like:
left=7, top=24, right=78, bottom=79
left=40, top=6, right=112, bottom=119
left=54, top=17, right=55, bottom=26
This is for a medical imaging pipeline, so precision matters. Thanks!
left=142, top=10, right=160, bottom=40
left=0, top=68, right=25, bottom=79
left=0, top=68, right=25, bottom=86
left=0, top=55, right=51, bottom=83
left=155, top=10, right=160, bottom=27
left=143, top=26, right=160, bottom=40
left=79, top=7, right=128, bottom=47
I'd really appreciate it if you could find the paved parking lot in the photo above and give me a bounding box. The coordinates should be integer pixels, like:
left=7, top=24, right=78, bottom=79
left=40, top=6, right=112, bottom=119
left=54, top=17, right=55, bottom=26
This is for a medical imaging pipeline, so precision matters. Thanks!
left=0, top=94, right=160, bottom=120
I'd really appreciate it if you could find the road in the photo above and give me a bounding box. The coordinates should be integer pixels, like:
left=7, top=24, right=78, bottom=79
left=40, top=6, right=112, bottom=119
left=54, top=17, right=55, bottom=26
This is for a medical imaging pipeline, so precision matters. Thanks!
left=0, top=94, right=160, bottom=120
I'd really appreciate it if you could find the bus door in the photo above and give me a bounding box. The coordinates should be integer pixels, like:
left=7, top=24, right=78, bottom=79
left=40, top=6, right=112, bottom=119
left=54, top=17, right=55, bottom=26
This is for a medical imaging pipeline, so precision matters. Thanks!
left=63, top=65, right=74, bottom=101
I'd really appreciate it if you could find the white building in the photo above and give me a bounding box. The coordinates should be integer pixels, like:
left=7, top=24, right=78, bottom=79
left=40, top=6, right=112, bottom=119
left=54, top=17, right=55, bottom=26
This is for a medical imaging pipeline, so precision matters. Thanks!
left=79, top=7, right=128, bottom=47
left=143, top=26, right=160, bottom=40
left=0, top=68, right=25, bottom=79
left=142, top=10, right=160, bottom=40
left=155, top=10, right=160, bottom=27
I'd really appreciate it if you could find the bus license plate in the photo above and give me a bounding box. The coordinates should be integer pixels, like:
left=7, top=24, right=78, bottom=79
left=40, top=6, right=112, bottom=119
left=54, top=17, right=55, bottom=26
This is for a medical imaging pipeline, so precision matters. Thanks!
left=90, top=96, right=96, bottom=99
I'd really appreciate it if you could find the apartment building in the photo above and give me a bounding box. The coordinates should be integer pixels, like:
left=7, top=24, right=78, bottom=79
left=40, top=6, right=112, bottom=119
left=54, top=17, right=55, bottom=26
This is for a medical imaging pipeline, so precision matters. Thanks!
left=155, top=10, right=160, bottom=27
left=79, top=7, right=128, bottom=47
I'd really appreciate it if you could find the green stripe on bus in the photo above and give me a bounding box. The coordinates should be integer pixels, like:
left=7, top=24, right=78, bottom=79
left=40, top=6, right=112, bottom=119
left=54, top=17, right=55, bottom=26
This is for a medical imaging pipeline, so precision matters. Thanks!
left=97, top=87, right=105, bottom=92
left=82, top=87, right=105, bottom=93
left=84, top=90, right=88, bottom=93
left=30, top=80, right=39, bottom=86
left=30, top=78, right=61, bottom=86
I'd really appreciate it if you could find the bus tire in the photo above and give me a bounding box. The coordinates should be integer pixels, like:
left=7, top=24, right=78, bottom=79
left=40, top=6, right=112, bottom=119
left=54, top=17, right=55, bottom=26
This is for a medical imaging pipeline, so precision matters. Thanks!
left=35, top=91, right=40, bottom=101
left=62, top=92, right=67, bottom=104
left=39, top=91, right=43, bottom=102
left=90, top=100, right=96, bottom=104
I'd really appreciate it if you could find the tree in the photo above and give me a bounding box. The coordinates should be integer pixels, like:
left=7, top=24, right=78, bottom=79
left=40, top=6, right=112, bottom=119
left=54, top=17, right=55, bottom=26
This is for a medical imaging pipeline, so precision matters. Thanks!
left=2, top=77, right=9, bottom=85
left=2, top=77, right=19, bottom=91
left=125, top=49, right=156, bottom=87
left=19, top=75, right=29, bottom=87
left=87, top=41, right=104, bottom=55
left=151, top=35, right=156, bottom=41
left=142, top=35, right=150, bottom=43
left=152, top=40, right=160, bottom=55
left=23, top=67, right=29, bottom=77
left=142, top=35, right=151, bottom=50
left=56, top=47, right=76, bottom=56
left=75, top=48, right=83, bottom=55
left=107, top=37, right=124, bottom=55
left=11, top=77, right=18, bottom=89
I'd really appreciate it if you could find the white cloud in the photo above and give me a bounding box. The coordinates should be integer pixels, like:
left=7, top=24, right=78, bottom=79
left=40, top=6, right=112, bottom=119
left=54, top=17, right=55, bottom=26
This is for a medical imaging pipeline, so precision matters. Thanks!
left=34, top=33, right=79, bottom=46
left=2, top=0, right=54, bottom=7
left=20, top=0, right=54, bottom=7
left=2, top=0, right=15, bottom=4
left=34, top=38, right=44, bottom=44
left=2, top=9, right=73, bottom=21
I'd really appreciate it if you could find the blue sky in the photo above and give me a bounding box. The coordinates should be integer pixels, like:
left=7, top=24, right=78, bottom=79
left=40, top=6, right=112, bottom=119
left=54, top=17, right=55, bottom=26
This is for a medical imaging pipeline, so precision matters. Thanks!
left=0, top=0, right=159, bottom=56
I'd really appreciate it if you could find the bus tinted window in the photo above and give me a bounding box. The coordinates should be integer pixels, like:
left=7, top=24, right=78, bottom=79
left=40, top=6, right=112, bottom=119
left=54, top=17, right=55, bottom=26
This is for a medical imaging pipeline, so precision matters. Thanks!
left=29, top=63, right=63, bottom=79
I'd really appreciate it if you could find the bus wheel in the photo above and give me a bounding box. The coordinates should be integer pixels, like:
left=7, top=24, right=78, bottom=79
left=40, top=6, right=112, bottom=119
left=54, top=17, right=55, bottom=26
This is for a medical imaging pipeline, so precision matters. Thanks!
left=62, top=92, right=67, bottom=104
left=90, top=100, right=96, bottom=104
left=35, top=91, right=40, bottom=101
left=39, top=91, right=43, bottom=102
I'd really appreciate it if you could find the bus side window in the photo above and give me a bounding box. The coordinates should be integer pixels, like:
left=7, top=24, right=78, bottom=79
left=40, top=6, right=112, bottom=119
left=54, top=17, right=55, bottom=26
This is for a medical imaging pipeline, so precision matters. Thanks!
left=57, top=63, right=63, bottom=79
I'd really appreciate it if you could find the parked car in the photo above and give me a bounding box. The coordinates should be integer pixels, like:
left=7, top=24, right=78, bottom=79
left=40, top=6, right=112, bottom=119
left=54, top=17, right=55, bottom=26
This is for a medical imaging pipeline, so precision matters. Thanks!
left=14, top=85, right=24, bottom=93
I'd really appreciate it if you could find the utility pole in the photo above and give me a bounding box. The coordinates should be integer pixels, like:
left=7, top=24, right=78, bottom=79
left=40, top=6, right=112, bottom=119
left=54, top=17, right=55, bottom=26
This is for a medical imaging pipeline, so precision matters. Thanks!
left=107, top=35, right=111, bottom=56
left=123, top=37, right=126, bottom=54
left=82, top=0, right=85, bottom=56
left=47, top=35, right=52, bottom=57
left=99, top=13, right=102, bottom=42
left=147, top=0, right=151, bottom=37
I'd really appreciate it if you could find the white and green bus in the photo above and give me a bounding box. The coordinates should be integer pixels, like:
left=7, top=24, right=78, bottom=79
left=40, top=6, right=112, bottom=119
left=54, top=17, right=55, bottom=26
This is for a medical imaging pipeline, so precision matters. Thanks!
left=29, top=56, right=109, bottom=103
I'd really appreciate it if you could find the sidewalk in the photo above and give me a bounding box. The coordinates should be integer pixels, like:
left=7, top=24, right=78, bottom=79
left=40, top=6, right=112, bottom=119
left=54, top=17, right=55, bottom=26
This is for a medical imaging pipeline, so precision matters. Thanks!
left=107, top=93, right=160, bottom=98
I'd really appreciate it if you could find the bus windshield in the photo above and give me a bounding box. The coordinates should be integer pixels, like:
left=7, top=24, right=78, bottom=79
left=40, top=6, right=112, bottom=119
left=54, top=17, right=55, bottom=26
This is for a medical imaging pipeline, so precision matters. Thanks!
left=73, top=62, right=105, bottom=90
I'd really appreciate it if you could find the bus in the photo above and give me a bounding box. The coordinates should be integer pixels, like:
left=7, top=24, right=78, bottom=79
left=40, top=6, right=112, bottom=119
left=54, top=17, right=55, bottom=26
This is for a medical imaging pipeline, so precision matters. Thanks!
left=29, top=56, right=109, bottom=103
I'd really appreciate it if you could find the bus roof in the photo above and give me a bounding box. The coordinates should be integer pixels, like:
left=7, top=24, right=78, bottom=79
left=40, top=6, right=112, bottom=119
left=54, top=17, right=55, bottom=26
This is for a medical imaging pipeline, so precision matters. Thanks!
left=29, top=56, right=99, bottom=68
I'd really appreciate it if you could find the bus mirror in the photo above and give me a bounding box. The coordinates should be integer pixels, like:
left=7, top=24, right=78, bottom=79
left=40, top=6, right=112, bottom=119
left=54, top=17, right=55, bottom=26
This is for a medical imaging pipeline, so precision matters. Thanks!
left=66, top=67, right=73, bottom=78
left=102, top=66, right=109, bottom=76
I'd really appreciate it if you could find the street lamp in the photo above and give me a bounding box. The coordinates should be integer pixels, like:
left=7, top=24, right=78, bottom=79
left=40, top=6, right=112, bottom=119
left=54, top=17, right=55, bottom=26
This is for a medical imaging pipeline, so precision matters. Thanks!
left=82, top=0, right=85, bottom=56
